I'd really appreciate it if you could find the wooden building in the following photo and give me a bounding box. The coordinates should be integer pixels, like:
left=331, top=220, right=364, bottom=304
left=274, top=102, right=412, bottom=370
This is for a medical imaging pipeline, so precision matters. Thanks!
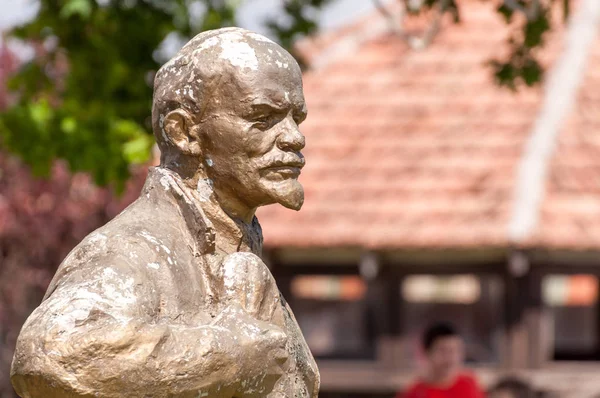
left=258, top=1, right=600, bottom=396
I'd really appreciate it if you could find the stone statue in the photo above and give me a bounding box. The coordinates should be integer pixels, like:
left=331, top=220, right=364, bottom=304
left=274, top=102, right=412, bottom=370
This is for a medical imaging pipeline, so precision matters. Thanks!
left=11, top=28, right=319, bottom=398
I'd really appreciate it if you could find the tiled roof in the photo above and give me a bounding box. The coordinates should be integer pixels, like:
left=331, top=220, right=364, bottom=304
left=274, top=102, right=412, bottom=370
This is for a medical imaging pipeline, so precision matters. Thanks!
left=257, top=0, right=593, bottom=250
left=533, top=39, right=600, bottom=250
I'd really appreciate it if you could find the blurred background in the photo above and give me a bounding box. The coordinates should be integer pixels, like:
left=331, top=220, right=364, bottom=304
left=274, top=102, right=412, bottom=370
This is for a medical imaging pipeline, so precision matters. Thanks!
left=1, top=0, right=600, bottom=397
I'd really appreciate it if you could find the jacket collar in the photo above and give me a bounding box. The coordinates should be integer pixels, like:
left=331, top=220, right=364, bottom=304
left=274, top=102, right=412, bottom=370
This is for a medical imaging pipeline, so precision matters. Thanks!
left=142, top=167, right=263, bottom=257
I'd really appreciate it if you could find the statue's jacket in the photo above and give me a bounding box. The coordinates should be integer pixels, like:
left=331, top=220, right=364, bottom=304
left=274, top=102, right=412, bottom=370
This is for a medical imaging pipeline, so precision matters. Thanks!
left=11, top=167, right=319, bottom=398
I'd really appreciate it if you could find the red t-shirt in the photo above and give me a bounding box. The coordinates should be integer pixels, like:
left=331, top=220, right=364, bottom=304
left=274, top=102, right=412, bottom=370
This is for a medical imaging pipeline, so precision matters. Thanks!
left=398, top=373, right=485, bottom=398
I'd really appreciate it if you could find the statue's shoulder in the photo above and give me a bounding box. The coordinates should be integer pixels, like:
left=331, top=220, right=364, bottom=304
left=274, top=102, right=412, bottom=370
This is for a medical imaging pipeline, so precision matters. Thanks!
left=44, top=169, right=208, bottom=299
left=44, top=196, right=184, bottom=297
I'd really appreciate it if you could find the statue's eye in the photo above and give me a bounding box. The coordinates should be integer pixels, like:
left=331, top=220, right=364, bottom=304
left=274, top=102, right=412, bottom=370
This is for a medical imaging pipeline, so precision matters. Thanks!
left=293, top=112, right=307, bottom=125
left=253, top=115, right=272, bottom=129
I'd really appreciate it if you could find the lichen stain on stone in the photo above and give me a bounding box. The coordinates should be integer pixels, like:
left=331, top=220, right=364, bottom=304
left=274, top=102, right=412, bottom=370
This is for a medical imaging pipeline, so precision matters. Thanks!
left=159, top=176, right=171, bottom=191
left=101, top=268, right=137, bottom=305
left=139, top=231, right=160, bottom=245
left=247, top=32, right=276, bottom=44
left=275, top=60, right=289, bottom=69
left=219, top=40, right=258, bottom=71
left=196, top=178, right=214, bottom=202
left=199, top=36, right=219, bottom=51
left=87, top=232, right=107, bottom=246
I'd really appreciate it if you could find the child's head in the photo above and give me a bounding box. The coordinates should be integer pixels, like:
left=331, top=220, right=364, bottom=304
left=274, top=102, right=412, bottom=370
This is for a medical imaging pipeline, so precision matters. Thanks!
left=489, top=377, right=535, bottom=398
left=422, top=322, right=465, bottom=380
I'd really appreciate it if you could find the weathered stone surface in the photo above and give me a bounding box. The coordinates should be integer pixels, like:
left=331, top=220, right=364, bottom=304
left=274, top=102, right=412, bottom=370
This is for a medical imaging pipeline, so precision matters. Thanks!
left=11, top=28, right=319, bottom=398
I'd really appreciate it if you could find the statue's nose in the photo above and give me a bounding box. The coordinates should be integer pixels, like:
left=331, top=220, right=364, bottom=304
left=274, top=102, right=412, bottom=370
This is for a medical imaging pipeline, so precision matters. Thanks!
left=276, top=115, right=305, bottom=151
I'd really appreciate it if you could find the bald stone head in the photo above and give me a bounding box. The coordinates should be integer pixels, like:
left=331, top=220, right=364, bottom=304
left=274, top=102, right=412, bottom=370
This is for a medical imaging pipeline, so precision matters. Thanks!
left=152, top=28, right=307, bottom=218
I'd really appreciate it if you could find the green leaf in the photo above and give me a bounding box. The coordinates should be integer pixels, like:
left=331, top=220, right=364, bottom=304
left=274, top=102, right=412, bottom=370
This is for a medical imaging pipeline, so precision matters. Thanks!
left=497, top=4, right=514, bottom=23
left=122, top=134, right=153, bottom=164
left=563, top=0, right=571, bottom=21
left=0, top=0, right=391, bottom=188
left=524, top=11, right=551, bottom=48
left=28, top=100, right=53, bottom=132
left=60, top=117, right=77, bottom=134
left=490, top=60, right=517, bottom=91
left=112, top=119, right=146, bottom=139
left=522, top=58, right=543, bottom=86
left=60, top=0, right=93, bottom=19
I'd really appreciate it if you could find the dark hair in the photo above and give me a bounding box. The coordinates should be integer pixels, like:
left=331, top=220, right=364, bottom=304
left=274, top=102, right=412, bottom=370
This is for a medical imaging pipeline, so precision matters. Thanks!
left=422, top=322, right=459, bottom=351
left=489, top=377, right=535, bottom=398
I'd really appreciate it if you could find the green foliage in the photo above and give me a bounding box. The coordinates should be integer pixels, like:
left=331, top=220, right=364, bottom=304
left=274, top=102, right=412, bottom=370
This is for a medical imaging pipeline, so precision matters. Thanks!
left=419, top=0, right=460, bottom=23
left=0, top=0, right=572, bottom=188
left=200, top=0, right=238, bottom=31
left=404, top=0, right=569, bottom=89
left=491, top=2, right=556, bottom=90
left=497, top=3, right=516, bottom=23
left=0, top=0, right=197, bottom=191
left=0, top=0, right=327, bottom=189
left=60, top=0, right=94, bottom=19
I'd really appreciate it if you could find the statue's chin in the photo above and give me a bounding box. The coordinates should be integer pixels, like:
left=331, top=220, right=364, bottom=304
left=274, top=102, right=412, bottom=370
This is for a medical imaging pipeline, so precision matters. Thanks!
left=278, top=190, right=304, bottom=210
left=265, top=179, right=304, bottom=211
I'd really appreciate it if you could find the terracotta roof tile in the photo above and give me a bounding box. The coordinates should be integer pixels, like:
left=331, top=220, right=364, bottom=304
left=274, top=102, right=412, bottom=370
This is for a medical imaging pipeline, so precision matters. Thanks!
left=533, top=35, right=600, bottom=250
left=259, top=1, right=600, bottom=251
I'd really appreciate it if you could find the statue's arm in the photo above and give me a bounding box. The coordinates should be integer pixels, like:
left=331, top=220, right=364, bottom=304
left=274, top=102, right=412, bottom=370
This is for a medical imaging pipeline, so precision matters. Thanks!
left=10, top=261, right=286, bottom=398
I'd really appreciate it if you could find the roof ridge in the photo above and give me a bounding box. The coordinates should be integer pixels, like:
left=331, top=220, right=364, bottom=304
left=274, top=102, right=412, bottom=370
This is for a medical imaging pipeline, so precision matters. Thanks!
left=508, top=0, right=600, bottom=244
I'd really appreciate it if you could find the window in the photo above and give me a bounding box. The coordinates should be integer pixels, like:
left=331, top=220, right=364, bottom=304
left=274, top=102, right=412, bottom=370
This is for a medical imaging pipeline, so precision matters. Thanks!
left=403, top=275, right=481, bottom=304
left=288, top=275, right=376, bottom=360
left=291, top=275, right=366, bottom=301
left=400, top=274, right=504, bottom=366
left=543, top=274, right=599, bottom=360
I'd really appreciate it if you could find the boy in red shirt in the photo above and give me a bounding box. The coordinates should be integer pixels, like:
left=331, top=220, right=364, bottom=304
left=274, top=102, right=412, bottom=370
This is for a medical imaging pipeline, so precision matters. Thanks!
left=397, top=323, right=485, bottom=398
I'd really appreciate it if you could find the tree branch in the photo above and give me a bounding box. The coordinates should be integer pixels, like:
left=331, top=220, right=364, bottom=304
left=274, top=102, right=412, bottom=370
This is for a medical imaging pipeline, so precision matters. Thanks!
left=372, top=0, right=407, bottom=37
left=372, top=0, right=451, bottom=50
left=411, top=0, right=451, bottom=49
left=503, top=0, right=527, bottom=14
left=503, top=0, right=542, bottom=21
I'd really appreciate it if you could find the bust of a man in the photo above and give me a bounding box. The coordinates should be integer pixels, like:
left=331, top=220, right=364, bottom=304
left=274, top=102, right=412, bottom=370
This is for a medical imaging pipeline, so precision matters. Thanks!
left=11, top=28, right=319, bottom=398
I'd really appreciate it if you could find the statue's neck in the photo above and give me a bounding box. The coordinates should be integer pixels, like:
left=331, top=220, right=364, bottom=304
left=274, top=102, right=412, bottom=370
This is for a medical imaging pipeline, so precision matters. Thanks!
left=162, top=156, right=256, bottom=224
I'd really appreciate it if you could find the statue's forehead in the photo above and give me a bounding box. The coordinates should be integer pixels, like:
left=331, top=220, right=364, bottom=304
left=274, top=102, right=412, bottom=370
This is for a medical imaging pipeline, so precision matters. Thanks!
left=243, top=86, right=304, bottom=108
left=156, top=29, right=304, bottom=115
left=189, top=30, right=297, bottom=72
left=226, top=67, right=305, bottom=110
left=195, top=32, right=303, bottom=99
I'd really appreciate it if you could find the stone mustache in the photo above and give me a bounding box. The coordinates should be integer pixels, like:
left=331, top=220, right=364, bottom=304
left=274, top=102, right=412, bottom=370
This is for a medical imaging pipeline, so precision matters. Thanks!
left=11, top=28, right=320, bottom=398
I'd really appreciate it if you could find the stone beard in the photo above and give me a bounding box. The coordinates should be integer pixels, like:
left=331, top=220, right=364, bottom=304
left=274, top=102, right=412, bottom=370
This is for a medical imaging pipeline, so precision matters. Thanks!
left=11, top=28, right=319, bottom=398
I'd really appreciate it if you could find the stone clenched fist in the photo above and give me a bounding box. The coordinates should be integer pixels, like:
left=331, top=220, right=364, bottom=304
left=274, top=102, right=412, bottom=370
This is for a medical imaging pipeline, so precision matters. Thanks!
left=215, top=252, right=289, bottom=397
left=220, top=252, right=281, bottom=320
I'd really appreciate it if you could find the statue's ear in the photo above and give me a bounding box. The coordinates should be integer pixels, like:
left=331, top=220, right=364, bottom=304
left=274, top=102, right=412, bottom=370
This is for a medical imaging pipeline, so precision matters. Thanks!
left=163, top=109, right=202, bottom=156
